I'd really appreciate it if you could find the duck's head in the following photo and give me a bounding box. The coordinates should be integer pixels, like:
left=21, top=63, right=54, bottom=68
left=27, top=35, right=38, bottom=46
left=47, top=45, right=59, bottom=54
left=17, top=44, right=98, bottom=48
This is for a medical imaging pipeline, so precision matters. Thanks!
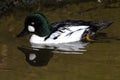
left=17, top=13, right=52, bottom=37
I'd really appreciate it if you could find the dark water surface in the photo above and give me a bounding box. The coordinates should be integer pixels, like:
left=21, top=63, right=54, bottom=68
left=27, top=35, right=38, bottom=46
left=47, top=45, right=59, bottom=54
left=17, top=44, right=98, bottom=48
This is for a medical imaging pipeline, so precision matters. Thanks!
left=0, top=1, right=120, bottom=80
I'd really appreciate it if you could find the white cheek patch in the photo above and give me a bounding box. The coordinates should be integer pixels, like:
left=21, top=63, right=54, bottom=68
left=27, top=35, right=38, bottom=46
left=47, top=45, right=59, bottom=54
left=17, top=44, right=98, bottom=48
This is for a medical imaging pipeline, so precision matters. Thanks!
left=29, top=53, right=36, bottom=60
left=28, top=25, right=35, bottom=32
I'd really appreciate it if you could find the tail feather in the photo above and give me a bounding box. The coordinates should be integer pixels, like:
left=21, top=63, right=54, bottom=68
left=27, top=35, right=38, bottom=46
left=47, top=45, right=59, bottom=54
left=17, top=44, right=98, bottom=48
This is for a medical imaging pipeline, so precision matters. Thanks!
left=97, top=21, right=113, bottom=31
left=88, top=21, right=113, bottom=38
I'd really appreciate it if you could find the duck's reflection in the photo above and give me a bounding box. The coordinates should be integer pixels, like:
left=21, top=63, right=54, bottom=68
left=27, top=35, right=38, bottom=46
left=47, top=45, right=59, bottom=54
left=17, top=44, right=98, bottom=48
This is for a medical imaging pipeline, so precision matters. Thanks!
left=17, top=33, right=113, bottom=66
left=18, top=47, right=53, bottom=66
left=31, top=41, right=88, bottom=52
left=17, top=41, right=88, bottom=66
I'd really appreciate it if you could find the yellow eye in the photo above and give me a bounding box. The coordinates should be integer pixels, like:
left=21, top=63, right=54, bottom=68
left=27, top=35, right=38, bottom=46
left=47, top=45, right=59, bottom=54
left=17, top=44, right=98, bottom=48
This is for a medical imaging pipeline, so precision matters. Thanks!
left=31, top=22, right=35, bottom=25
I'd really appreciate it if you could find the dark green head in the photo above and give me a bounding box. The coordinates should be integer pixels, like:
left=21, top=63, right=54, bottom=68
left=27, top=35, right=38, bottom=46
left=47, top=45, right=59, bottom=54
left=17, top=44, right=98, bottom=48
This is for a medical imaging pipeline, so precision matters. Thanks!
left=17, top=13, right=52, bottom=37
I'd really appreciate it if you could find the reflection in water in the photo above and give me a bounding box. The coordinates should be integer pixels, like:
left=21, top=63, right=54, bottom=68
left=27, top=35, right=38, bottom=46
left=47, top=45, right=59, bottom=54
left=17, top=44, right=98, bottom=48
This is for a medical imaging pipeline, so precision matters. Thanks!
left=31, top=41, right=88, bottom=52
left=18, top=47, right=53, bottom=66
left=17, top=33, right=116, bottom=66
left=18, top=41, right=88, bottom=66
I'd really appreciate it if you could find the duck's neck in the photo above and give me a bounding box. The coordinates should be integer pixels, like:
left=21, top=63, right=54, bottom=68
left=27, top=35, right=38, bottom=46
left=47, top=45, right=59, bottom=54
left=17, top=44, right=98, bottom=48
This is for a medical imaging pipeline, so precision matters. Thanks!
left=41, top=24, right=53, bottom=37
left=34, top=13, right=54, bottom=37
left=34, top=21, right=53, bottom=37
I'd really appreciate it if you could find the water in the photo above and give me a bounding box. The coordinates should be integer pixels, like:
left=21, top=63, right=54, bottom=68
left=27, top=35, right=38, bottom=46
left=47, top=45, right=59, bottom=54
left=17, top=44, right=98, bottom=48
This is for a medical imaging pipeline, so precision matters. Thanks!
left=17, top=31, right=120, bottom=66
left=0, top=1, right=120, bottom=80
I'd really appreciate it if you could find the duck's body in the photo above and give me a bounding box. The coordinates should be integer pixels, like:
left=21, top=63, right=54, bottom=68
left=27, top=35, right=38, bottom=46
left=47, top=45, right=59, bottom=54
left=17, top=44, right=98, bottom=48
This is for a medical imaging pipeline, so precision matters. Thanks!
left=30, top=22, right=89, bottom=44
left=17, top=13, right=113, bottom=46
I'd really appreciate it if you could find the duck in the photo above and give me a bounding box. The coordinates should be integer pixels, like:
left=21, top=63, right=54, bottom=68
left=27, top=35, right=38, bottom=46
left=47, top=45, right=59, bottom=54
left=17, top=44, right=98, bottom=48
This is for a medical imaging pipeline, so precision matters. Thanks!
left=17, top=13, right=113, bottom=46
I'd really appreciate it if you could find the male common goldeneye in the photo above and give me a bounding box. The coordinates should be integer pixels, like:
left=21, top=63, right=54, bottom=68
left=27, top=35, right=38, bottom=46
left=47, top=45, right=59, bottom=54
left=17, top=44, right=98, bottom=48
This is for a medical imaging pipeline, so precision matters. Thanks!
left=17, top=13, right=113, bottom=66
left=17, top=13, right=112, bottom=45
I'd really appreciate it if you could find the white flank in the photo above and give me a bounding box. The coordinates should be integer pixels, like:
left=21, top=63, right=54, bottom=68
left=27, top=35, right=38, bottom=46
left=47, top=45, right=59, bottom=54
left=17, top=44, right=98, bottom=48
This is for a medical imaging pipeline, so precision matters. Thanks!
left=30, top=26, right=89, bottom=44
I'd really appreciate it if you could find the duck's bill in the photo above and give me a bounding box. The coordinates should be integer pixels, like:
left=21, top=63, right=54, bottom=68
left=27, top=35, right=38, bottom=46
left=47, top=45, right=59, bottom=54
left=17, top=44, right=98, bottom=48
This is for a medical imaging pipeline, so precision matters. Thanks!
left=16, top=28, right=29, bottom=37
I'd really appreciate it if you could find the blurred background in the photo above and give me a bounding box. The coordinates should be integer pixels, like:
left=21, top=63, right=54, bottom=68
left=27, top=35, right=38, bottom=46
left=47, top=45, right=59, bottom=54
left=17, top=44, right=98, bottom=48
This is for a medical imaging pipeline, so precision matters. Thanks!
left=0, top=0, right=120, bottom=16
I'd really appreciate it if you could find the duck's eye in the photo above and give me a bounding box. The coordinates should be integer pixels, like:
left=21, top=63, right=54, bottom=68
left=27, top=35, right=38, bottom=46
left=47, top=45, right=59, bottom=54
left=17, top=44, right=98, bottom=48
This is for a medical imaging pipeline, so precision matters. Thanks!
left=31, top=22, right=35, bottom=25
